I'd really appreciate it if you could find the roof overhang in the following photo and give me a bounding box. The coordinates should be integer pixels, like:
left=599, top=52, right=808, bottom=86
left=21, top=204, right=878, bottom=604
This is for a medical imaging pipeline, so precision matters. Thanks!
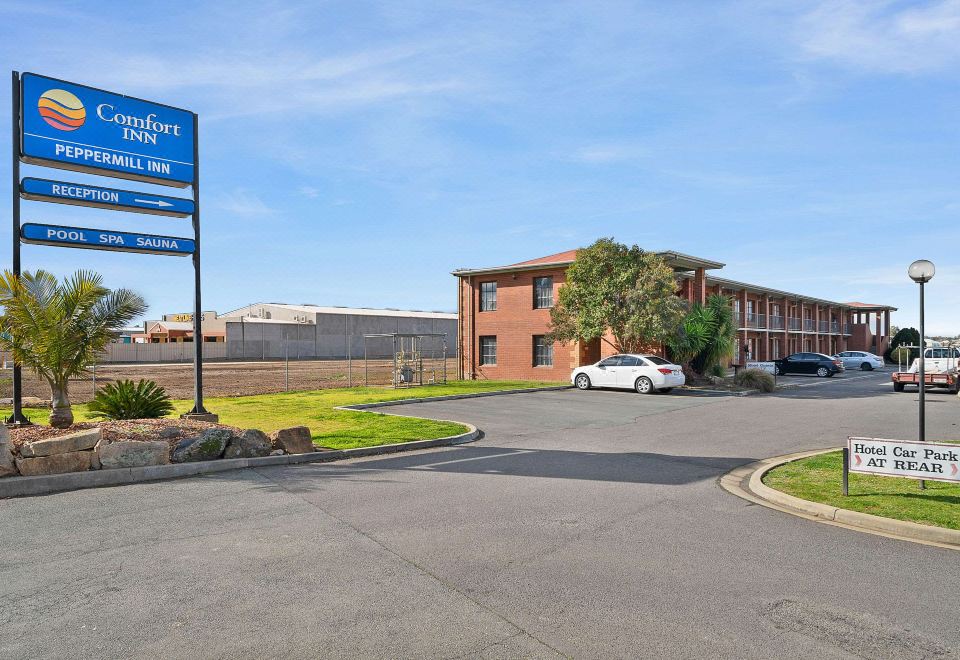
left=452, top=250, right=724, bottom=277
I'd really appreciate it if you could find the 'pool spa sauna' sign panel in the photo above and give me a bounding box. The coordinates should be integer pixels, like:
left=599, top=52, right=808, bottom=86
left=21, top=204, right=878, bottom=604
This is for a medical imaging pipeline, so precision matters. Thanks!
left=20, top=223, right=195, bottom=256
left=20, top=72, right=195, bottom=187
left=848, top=437, right=960, bottom=484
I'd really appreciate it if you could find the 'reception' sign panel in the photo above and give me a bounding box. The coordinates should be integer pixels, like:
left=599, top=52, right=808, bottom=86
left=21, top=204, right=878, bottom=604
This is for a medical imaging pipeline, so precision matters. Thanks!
left=20, top=73, right=195, bottom=187
left=21, top=222, right=194, bottom=257
left=848, top=437, right=960, bottom=484
left=20, top=177, right=194, bottom=217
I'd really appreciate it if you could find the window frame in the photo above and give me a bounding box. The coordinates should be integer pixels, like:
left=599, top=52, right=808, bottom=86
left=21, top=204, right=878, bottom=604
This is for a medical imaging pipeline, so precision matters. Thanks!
left=532, top=335, right=554, bottom=367
left=532, top=276, right=554, bottom=309
left=479, top=336, right=497, bottom=366
left=479, top=281, right=497, bottom=312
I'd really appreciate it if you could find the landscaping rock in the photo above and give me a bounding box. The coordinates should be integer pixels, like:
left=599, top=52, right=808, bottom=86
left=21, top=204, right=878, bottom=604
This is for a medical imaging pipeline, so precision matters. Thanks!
left=171, top=428, right=233, bottom=463
left=16, top=450, right=93, bottom=476
left=269, top=449, right=284, bottom=456
left=98, top=440, right=170, bottom=469
left=159, top=427, right=182, bottom=439
left=0, top=426, right=17, bottom=478
left=269, top=426, right=314, bottom=454
left=223, top=429, right=272, bottom=459
left=19, top=428, right=101, bottom=458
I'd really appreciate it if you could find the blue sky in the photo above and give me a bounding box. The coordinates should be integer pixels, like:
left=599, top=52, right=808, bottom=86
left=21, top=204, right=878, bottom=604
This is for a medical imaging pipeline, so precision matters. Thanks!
left=1, top=0, right=958, bottom=333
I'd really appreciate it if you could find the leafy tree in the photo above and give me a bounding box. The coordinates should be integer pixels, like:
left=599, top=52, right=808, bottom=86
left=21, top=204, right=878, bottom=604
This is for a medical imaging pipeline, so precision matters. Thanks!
left=667, top=294, right=737, bottom=374
left=548, top=238, right=686, bottom=353
left=885, top=326, right=921, bottom=363
left=88, top=379, right=173, bottom=420
left=0, top=270, right=147, bottom=428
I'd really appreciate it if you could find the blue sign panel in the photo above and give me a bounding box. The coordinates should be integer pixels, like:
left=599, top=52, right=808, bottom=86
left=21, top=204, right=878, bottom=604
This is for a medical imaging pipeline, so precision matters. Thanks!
left=21, top=223, right=194, bottom=256
left=20, top=177, right=194, bottom=218
left=20, top=73, right=195, bottom=187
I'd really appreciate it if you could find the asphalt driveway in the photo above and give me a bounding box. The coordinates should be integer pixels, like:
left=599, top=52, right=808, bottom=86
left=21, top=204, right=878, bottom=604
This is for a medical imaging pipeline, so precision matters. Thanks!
left=2, top=370, right=959, bottom=658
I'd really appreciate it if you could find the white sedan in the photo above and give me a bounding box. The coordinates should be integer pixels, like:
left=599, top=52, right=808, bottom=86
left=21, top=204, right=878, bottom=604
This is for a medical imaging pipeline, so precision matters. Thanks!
left=833, top=351, right=885, bottom=371
left=571, top=354, right=685, bottom=394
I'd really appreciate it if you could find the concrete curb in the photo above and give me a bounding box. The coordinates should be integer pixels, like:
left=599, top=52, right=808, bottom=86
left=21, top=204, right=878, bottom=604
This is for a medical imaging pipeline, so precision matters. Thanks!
left=0, top=423, right=479, bottom=499
left=721, top=448, right=960, bottom=549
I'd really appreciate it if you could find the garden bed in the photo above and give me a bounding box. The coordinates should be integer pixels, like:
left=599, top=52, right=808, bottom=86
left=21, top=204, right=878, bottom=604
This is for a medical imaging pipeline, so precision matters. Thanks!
left=7, top=418, right=238, bottom=454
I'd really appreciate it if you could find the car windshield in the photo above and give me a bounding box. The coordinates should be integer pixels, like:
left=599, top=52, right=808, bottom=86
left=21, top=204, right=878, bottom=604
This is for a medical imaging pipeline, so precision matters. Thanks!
left=643, top=355, right=671, bottom=366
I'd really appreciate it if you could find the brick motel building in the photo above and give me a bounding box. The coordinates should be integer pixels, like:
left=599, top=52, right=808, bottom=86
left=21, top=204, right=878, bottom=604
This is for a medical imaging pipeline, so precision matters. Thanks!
left=454, top=249, right=896, bottom=381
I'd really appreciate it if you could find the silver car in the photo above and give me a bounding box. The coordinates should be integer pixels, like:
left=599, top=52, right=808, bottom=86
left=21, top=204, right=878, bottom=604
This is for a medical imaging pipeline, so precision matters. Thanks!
left=833, top=351, right=884, bottom=371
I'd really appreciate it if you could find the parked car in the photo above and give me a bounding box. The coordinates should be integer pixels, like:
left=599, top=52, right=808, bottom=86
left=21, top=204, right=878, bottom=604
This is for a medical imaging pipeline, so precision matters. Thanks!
left=571, top=354, right=685, bottom=394
left=774, top=352, right=844, bottom=377
left=833, top=350, right=885, bottom=371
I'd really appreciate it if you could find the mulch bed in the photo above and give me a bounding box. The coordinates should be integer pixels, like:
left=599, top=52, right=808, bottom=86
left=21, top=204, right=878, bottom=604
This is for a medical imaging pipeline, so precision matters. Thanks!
left=8, top=418, right=242, bottom=453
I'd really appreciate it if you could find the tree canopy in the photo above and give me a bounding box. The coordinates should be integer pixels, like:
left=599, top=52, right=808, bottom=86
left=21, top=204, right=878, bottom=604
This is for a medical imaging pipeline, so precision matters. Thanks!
left=0, top=270, right=147, bottom=428
left=548, top=238, right=686, bottom=353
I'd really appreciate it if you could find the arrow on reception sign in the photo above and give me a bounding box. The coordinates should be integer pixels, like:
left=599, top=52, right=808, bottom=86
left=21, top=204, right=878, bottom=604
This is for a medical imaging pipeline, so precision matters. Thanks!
left=20, top=177, right=193, bottom=217
left=21, top=222, right=194, bottom=256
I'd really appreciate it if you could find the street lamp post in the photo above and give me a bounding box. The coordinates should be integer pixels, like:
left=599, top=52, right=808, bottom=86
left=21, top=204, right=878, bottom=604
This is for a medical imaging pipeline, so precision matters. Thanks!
left=908, top=259, right=935, bottom=490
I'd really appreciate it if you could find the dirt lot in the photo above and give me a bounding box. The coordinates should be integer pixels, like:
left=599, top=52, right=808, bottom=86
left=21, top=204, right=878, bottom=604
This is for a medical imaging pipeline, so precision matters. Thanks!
left=0, top=358, right=456, bottom=403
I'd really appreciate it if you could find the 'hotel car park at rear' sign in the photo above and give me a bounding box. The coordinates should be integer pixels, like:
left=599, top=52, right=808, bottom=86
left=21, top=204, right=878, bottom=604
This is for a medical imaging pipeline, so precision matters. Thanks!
left=20, top=177, right=194, bottom=217
left=20, top=223, right=195, bottom=257
left=20, top=72, right=195, bottom=187
left=848, top=437, right=960, bottom=484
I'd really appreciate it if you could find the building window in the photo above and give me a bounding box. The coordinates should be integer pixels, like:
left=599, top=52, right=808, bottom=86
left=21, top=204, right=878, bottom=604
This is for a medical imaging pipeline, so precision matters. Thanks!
left=533, top=335, right=553, bottom=367
left=479, top=336, right=497, bottom=365
left=479, top=282, right=497, bottom=311
left=533, top=276, right=553, bottom=309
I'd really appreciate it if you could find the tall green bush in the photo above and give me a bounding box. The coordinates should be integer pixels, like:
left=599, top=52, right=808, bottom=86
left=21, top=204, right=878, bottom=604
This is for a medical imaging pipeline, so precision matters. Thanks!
left=886, top=327, right=921, bottom=363
left=667, top=294, right=737, bottom=374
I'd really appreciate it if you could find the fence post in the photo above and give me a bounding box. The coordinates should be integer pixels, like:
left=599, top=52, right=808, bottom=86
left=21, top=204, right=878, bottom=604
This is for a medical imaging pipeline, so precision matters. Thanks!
left=284, top=338, right=289, bottom=392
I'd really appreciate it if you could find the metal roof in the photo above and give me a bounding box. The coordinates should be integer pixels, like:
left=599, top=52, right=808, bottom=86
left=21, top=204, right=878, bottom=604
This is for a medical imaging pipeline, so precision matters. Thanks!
left=221, top=302, right=456, bottom=320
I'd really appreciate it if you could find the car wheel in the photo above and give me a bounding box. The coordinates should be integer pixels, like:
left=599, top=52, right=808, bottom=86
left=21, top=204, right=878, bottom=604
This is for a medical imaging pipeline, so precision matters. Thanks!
left=659, top=388, right=673, bottom=394
left=635, top=376, right=654, bottom=394
left=893, top=382, right=904, bottom=392
left=816, top=366, right=829, bottom=377
left=574, top=374, right=591, bottom=390
left=775, top=365, right=783, bottom=376
left=861, top=362, right=873, bottom=371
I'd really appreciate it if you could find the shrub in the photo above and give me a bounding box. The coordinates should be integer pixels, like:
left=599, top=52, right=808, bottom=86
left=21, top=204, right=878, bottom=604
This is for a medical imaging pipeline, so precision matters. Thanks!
left=88, top=379, right=174, bottom=420
left=708, top=363, right=727, bottom=378
left=889, top=345, right=914, bottom=367
left=733, top=368, right=776, bottom=393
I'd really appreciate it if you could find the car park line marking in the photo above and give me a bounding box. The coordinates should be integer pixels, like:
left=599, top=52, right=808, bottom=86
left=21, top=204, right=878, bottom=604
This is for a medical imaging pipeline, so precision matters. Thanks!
left=409, top=450, right=534, bottom=469
left=782, top=373, right=879, bottom=388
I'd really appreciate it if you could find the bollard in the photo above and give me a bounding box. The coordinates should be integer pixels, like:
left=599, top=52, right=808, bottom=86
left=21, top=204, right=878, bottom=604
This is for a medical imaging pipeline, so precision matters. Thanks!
left=842, top=446, right=849, bottom=496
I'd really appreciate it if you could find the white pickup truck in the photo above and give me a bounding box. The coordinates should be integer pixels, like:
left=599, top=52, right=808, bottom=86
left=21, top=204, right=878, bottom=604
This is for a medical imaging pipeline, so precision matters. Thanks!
left=892, top=347, right=960, bottom=393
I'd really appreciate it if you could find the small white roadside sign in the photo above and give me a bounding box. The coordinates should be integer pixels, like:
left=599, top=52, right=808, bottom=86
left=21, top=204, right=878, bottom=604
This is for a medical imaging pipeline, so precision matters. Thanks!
left=745, top=361, right=776, bottom=374
left=848, top=437, right=960, bottom=484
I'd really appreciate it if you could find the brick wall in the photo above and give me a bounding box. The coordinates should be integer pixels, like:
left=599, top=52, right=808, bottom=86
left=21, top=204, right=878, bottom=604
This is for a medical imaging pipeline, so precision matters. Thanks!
left=460, top=267, right=575, bottom=381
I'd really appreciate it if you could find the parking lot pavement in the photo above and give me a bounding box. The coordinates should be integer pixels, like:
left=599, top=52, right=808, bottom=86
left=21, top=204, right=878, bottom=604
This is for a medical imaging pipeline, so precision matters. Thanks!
left=3, top=374, right=959, bottom=658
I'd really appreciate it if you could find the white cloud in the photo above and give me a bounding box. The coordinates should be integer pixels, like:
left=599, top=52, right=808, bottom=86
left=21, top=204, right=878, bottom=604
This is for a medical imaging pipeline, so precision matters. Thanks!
left=212, top=189, right=277, bottom=216
left=796, top=0, right=960, bottom=73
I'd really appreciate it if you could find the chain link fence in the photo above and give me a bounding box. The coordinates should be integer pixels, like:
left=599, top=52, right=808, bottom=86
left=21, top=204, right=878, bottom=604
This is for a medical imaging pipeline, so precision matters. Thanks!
left=0, top=354, right=459, bottom=404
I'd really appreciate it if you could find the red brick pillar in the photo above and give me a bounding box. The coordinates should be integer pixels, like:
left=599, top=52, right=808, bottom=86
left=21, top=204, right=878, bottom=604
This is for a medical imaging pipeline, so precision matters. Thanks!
left=875, top=313, right=882, bottom=354
left=694, top=268, right=706, bottom=305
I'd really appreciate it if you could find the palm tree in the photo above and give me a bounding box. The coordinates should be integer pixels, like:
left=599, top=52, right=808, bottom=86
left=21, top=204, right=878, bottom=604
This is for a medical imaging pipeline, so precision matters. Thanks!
left=0, top=270, right=147, bottom=428
left=668, top=294, right=737, bottom=374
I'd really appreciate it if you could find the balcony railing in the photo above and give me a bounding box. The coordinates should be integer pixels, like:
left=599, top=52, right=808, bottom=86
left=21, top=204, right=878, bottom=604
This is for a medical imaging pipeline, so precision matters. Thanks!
left=788, top=317, right=802, bottom=331
left=803, top=319, right=815, bottom=332
left=843, top=323, right=852, bottom=335
left=818, top=320, right=829, bottom=333
left=745, top=313, right=766, bottom=329
left=769, top=315, right=784, bottom=330
left=830, top=321, right=840, bottom=334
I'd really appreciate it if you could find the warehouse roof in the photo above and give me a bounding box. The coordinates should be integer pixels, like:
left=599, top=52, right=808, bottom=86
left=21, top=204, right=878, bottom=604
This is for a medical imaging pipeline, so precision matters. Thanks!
left=222, top=303, right=456, bottom=320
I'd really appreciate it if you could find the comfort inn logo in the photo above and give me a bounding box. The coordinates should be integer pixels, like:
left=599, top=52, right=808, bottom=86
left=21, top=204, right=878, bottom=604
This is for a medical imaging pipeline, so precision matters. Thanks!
left=37, top=88, right=86, bottom=132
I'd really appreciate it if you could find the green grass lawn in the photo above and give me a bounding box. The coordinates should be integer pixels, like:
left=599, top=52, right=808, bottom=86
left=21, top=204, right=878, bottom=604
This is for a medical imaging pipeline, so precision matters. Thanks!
left=764, top=450, right=960, bottom=531
left=2, top=380, right=557, bottom=450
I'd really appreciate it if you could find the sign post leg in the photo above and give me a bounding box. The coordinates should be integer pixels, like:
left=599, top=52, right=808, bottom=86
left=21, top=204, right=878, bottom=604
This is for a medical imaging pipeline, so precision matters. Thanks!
left=919, top=281, right=925, bottom=490
left=184, top=112, right=213, bottom=421
left=842, top=446, right=849, bottom=496
left=8, top=71, right=30, bottom=426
